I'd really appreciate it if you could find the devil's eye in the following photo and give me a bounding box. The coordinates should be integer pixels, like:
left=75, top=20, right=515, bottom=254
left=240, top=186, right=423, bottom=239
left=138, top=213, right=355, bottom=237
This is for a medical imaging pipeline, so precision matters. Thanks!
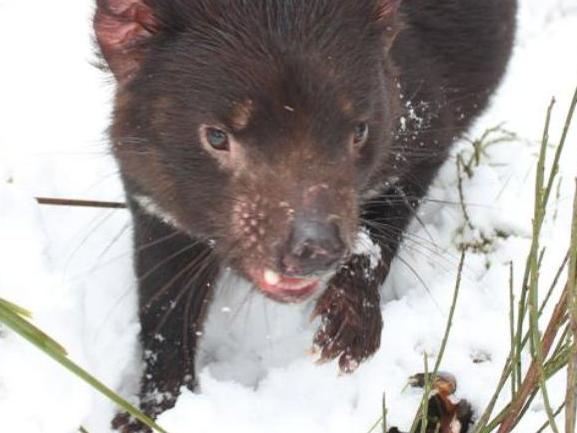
left=353, top=123, right=369, bottom=145
left=206, top=127, right=229, bottom=151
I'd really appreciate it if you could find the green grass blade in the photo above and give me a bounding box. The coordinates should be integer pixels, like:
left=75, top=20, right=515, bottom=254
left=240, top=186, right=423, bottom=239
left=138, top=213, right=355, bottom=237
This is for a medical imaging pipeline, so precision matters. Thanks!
left=0, top=298, right=33, bottom=318
left=0, top=299, right=67, bottom=355
left=0, top=298, right=170, bottom=433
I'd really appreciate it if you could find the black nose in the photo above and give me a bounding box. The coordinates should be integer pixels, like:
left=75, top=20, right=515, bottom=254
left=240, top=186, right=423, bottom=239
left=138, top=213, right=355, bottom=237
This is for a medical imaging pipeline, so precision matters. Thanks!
left=281, top=218, right=345, bottom=277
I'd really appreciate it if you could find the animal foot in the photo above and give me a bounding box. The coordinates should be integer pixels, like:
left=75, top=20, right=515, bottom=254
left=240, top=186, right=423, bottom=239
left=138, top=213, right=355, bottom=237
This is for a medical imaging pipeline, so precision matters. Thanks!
left=312, top=282, right=382, bottom=373
left=111, top=412, right=152, bottom=433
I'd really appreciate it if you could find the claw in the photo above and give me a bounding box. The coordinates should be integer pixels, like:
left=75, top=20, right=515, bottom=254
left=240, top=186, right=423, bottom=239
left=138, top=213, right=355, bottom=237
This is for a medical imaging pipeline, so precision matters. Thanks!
left=338, top=352, right=360, bottom=374
left=314, top=354, right=331, bottom=365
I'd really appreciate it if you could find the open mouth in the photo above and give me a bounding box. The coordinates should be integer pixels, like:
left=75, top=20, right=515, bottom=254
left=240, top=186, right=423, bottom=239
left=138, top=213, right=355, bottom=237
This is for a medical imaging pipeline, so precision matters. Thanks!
left=247, top=267, right=321, bottom=303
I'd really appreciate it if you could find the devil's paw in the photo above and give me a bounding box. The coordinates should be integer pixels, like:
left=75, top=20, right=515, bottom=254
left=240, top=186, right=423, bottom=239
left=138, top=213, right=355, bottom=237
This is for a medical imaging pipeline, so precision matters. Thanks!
left=112, top=413, right=151, bottom=433
left=312, top=272, right=383, bottom=373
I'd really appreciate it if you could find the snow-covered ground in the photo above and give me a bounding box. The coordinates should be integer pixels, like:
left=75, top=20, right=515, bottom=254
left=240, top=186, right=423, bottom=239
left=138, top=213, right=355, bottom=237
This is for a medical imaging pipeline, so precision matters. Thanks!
left=0, top=1, right=576, bottom=432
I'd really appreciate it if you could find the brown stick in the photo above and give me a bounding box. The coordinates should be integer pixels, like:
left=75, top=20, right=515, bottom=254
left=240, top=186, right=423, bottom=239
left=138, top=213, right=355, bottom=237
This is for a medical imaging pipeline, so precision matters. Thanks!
left=564, top=179, right=577, bottom=433
left=35, top=197, right=127, bottom=209
left=496, top=289, right=568, bottom=433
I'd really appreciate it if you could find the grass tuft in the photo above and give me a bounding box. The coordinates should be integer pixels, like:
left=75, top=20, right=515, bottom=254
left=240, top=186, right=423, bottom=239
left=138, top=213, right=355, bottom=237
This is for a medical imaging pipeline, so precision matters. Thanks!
left=0, top=298, right=170, bottom=433
left=370, top=85, right=577, bottom=433
left=476, top=86, right=577, bottom=433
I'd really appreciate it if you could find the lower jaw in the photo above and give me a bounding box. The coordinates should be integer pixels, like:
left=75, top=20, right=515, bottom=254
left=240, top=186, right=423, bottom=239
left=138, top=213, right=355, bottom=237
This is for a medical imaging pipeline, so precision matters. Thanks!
left=246, top=268, right=322, bottom=303
left=259, top=280, right=320, bottom=303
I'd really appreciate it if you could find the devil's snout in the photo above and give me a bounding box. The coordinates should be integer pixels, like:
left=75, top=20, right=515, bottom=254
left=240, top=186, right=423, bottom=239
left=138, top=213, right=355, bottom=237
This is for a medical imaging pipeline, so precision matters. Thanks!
left=280, top=216, right=346, bottom=277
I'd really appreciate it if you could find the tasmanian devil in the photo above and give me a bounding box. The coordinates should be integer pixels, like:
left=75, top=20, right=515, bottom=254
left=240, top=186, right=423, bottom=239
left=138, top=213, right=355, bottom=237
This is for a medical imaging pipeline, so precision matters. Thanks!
left=94, top=0, right=516, bottom=430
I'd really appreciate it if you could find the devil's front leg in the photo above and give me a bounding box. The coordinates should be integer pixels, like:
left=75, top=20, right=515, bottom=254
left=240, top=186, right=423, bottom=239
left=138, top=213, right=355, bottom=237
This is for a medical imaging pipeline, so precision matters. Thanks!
left=312, top=238, right=390, bottom=373
left=313, top=174, right=435, bottom=373
left=113, top=208, right=219, bottom=432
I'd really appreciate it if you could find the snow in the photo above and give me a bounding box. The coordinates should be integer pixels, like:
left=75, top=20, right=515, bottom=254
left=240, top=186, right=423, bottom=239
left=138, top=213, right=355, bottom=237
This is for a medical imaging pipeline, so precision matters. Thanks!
left=0, top=1, right=576, bottom=432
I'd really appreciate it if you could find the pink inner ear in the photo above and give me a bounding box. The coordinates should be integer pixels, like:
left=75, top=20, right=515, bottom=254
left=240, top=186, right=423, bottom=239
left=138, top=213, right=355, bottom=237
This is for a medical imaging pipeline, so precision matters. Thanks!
left=376, top=0, right=401, bottom=22
left=95, top=0, right=160, bottom=82
left=97, top=0, right=157, bottom=46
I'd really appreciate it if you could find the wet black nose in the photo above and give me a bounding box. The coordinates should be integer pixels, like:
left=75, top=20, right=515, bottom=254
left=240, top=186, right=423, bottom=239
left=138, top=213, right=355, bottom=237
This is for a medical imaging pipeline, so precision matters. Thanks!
left=281, top=218, right=345, bottom=277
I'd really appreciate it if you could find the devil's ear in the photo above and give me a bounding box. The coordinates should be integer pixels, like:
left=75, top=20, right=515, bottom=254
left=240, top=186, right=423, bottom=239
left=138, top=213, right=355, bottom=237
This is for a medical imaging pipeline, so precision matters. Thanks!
left=94, top=0, right=162, bottom=84
left=375, top=0, right=401, bottom=22
left=374, top=0, right=402, bottom=50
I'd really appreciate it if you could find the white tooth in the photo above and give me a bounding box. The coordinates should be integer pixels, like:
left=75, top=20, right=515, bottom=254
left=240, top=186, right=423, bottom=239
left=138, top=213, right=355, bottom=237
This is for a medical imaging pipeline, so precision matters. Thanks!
left=264, top=269, right=281, bottom=285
